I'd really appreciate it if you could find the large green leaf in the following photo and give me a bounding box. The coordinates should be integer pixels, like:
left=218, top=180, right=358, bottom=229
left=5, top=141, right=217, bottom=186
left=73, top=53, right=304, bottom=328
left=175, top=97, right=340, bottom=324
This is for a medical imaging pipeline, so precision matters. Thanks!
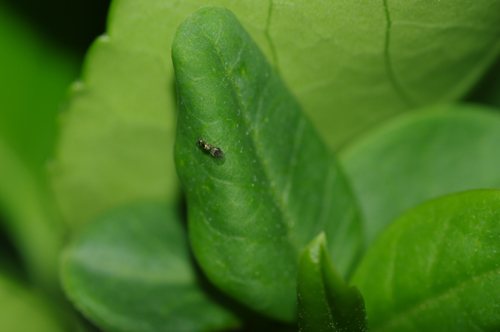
left=0, top=269, right=69, bottom=332
left=173, top=6, right=362, bottom=322
left=351, top=190, right=500, bottom=331
left=61, top=202, right=240, bottom=332
left=340, top=104, right=500, bottom=246
left=51, top=1, right=500, bottom=227
left=110, top=0, right=500, bottom=150
left=297, top=233, right=367, bottom=332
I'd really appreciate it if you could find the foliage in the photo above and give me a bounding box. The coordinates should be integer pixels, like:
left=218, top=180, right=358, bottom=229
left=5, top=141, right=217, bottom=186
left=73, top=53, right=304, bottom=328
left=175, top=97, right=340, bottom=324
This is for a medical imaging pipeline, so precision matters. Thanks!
left=1, top=1, right=500, bottom=332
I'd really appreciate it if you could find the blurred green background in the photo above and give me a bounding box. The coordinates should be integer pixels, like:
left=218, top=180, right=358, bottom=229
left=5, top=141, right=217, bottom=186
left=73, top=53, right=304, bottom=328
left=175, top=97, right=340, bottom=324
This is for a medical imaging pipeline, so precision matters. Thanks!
left=0, top=0, right=109, bottom=330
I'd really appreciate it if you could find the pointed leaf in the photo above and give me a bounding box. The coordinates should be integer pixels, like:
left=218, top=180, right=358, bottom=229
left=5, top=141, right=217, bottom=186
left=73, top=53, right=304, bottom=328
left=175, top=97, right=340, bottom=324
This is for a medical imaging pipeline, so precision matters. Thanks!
left=172, top=6, right=362, bottom=322
left=351, top=190, right=500, bottom=331
left=340, top=104, right=500, bottom=246
left=297, top=233, right=367, bottom=332
left=61, top=203, right=240, bottom=332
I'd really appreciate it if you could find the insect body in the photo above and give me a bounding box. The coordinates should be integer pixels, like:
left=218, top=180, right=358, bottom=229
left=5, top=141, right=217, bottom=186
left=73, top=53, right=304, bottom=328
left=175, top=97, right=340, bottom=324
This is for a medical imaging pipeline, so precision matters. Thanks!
left=197, top=132, right=224, bottom=158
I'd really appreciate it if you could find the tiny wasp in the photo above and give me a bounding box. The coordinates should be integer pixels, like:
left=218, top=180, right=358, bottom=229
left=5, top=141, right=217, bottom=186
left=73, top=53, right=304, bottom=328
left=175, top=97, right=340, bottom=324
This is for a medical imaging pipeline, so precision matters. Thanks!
left=197, top=132, right=224, bottom=158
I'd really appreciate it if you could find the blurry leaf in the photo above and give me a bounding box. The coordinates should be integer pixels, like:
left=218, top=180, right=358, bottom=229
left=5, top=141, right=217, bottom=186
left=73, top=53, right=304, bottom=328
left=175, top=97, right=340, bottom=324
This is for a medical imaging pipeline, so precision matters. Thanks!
left=0, top=139, right=65, bottom=293
left=0, top=268, right=69, bottom=332
left=173, top=7, right=362, bottom=322
left=351, top=190, right=500, bottom=331
left=50, top=34, right=179, bottom=227
left=297, top=233, right=367, bottom=332
left=77, top=0, right=500, bottom=154
left=340, top=104, right=500, bottom=246
left=61, top=202, right=241, bottom=332
left=0, top=1, right=74, bottom=294
left=0, top=2, right=78, bottom=178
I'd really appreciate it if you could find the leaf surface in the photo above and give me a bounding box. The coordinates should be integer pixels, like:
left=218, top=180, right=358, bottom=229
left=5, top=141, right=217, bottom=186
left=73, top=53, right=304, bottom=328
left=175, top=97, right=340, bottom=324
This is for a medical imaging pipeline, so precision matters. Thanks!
left=340, top=104, right=500, bottom=246
left=51, top=2, right=500, bottom=225
left=173, top=6, right=362, bottom=322
left=297, top=233, right=367, bottom=332
left=351, top=190, right=500, bottom=332
left=61, top=202, right=240, bottom=332
left=50, top=36, right=179, bottom=227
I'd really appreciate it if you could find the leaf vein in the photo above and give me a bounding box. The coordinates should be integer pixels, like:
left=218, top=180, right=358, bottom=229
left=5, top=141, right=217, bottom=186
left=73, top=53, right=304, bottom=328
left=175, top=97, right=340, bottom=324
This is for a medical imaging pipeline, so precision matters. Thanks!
left=193, top=16, right=301, bottom=259
left=382, top=0, right=415, bottom=106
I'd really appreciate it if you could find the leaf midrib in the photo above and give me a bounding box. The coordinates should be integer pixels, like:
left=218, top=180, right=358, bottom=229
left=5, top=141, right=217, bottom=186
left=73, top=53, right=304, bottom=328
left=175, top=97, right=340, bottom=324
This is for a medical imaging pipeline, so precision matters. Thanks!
left=192, top=16, right=302, bottom=260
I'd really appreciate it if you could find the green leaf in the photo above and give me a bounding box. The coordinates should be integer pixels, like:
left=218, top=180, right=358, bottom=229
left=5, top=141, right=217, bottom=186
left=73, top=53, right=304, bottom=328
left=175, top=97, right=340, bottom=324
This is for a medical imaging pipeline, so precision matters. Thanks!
left=172, top=6, right=362, bottom=322
left=61, top=202, right=240, bottom=332
left=52, top=3, right=500, bottom=224
left=351, top=190, right=500, bottom=331
left=340, top=104, right=500, bottom=246
left=297, top=233, right=367, bottom=332
left=50, top=21, right=179, bottom=228
left=0, top=269, right=69, bottom=332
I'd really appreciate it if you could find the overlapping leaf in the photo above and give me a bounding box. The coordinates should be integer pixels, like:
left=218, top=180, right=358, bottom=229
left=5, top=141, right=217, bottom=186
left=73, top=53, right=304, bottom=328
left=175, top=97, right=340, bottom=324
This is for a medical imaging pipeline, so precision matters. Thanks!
left=351, top=190, right=500, bottom=331
left=341, top=104, right=500, bottom=246
left=297, top=233, right=367, bottom=332
left=61, top=203, right=240, bottom=332
left=173, top=6, right=362, bottom=321
left=51, top=1, right=500, bottom=229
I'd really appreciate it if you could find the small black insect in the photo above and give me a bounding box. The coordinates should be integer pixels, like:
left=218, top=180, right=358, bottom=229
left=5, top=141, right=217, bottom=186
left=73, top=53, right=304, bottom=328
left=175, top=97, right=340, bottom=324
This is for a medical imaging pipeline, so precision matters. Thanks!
left=197, top=132, right=224, bottom=158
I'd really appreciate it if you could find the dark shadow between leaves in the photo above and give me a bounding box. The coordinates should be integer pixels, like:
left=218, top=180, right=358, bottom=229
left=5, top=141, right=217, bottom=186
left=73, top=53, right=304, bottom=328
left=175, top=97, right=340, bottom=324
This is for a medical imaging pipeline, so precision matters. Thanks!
left=0, top=213, right=28, bottom=282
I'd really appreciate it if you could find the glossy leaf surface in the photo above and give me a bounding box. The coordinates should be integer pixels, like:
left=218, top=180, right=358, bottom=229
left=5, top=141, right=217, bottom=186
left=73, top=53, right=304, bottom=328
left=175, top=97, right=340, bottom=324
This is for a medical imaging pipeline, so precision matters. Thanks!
left=351, top=190, right=500, bottom=332
left=61, top=203, right=240, bottom=332
left=340, top=104, right=500, bottom=246
left=173, top=6, right=362, bottom=322
left=297, top=233, right=367, bottom=332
